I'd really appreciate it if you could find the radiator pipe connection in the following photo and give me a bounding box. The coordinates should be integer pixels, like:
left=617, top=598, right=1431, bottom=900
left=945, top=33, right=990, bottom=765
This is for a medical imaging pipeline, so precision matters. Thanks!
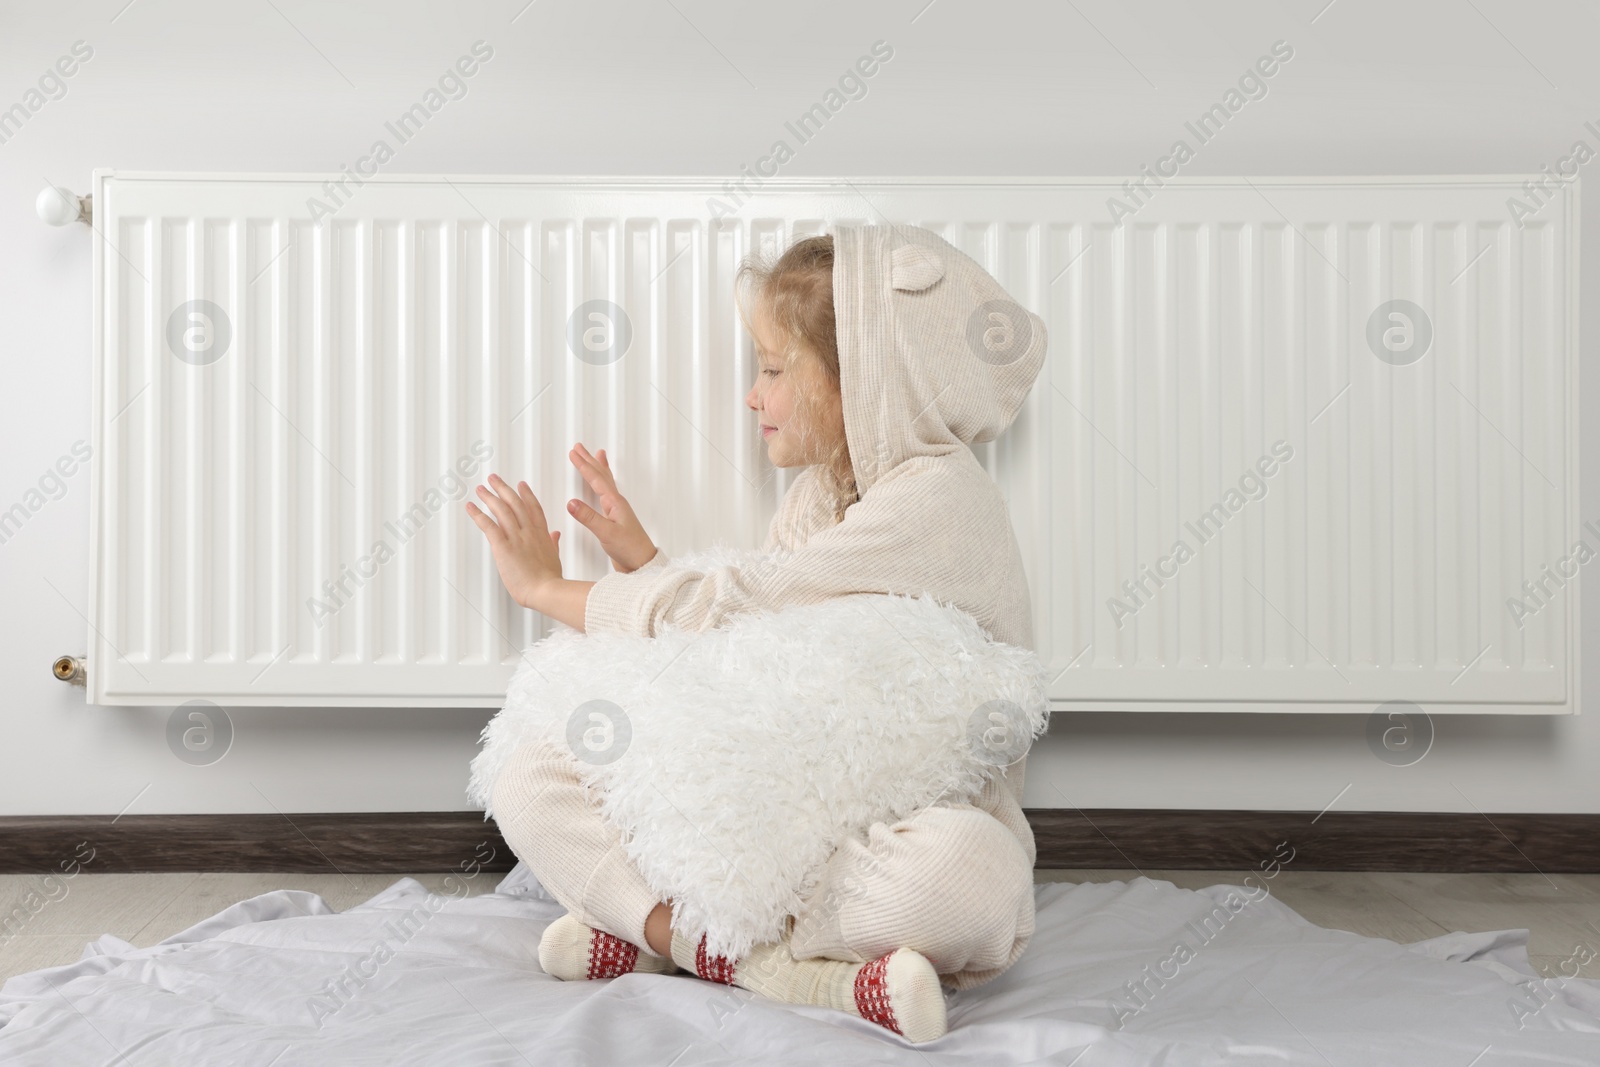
left=53, top=655, right=87, bottom=686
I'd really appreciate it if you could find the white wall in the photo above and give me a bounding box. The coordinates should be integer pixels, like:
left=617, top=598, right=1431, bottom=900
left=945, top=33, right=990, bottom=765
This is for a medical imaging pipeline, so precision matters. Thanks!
left=2, top=0, right=1596, bottom=816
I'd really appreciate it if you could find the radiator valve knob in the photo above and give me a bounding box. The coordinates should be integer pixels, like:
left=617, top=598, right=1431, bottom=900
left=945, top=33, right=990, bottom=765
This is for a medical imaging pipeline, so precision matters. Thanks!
left=37, top=184, right=91, bottom=226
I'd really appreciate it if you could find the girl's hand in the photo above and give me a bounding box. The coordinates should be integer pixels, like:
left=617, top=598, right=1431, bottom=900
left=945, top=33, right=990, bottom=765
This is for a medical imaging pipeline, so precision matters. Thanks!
left=465, top=474, right=563, bottom=609
left=567, top=443, right=659, bottom=573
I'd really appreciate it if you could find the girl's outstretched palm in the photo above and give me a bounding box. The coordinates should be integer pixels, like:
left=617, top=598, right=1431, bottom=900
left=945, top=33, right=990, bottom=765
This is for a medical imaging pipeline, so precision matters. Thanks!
left=465, top=474, right=563, bottom=609
left=567, top=443, right=658, bottom=573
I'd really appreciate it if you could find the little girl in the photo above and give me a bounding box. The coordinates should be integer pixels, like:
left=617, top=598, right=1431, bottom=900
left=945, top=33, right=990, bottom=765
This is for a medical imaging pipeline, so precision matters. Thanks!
left=467, top=223, right=1047, bottom=1044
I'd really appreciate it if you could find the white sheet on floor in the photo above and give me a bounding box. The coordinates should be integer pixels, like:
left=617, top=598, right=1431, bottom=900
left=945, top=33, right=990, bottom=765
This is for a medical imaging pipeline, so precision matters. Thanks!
left=2, top=865, right=1597, bottom=1065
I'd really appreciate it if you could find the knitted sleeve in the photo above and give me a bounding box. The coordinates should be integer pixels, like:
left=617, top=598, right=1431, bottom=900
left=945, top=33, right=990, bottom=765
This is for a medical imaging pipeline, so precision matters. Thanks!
left=628, top=546, right=673, bottom=573
left=584, top=467, right=829, bottom=636
left=582, top=462, right=1021, bottom=644
left=585, top=467, right=820, bottom=607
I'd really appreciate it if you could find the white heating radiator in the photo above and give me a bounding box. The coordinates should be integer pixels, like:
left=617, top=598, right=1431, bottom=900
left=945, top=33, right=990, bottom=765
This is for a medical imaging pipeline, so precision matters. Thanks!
left=87, top=172, right=1580, bottom=712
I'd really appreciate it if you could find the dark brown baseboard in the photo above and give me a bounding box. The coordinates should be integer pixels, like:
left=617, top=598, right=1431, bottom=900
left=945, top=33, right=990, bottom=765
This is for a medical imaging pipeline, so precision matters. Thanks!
left=1025, top=809, right=1600, bottom=873
left=0, top=813, right=512, bottom=876
left=1, top=810, right=1597, bottom=875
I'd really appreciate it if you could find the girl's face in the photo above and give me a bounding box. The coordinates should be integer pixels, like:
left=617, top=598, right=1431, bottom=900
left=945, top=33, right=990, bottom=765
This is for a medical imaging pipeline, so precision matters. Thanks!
left=744, top=298, right=845, bottom=469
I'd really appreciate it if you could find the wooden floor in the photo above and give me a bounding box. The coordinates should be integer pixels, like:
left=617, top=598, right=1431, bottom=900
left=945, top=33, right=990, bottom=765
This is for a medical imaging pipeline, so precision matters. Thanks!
left=2, top=869, right=1597, bottom=984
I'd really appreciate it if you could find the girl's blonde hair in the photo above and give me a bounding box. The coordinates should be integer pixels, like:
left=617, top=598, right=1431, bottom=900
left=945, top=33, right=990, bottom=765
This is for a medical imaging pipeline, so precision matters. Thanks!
left=735, top=234, right=857, bottom=522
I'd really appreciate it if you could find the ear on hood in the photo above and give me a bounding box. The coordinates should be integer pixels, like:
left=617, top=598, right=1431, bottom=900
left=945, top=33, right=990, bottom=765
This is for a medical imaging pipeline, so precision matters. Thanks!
left=829, top=223, right=1048, bottom=499
left=890, top=243, right=945, bottom=292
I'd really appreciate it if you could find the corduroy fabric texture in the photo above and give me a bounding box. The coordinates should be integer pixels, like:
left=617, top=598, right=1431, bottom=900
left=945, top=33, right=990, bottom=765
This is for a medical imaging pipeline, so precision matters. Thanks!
left=489, top=735, right=666, bottom=955
left=786, top=772, right=1037, bottom=992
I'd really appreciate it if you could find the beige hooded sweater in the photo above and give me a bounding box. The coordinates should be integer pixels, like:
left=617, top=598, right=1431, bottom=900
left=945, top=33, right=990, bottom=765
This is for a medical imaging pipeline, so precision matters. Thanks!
left=583, top=221, right=1049, bottom=856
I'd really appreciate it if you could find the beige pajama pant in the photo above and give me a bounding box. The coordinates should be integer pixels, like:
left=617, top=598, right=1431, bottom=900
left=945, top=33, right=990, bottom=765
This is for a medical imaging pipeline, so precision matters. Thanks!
left=489, top=737, right=1037, bottom=991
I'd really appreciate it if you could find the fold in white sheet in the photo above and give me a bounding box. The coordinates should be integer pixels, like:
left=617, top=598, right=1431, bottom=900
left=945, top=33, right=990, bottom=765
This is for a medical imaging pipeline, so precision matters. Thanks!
left=2, top=865, right=1597, bottom=1065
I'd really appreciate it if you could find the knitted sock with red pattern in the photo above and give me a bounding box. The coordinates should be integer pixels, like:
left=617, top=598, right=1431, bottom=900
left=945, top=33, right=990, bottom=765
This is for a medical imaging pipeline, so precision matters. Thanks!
left=537, top=912, right=680, bottom=981
left=667, top=927, right=948, bottom=1044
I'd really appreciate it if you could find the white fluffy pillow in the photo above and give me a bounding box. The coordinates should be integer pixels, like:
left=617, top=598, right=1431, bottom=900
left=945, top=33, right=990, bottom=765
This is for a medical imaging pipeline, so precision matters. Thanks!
left=467, top=551, right=1049, bottom=960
